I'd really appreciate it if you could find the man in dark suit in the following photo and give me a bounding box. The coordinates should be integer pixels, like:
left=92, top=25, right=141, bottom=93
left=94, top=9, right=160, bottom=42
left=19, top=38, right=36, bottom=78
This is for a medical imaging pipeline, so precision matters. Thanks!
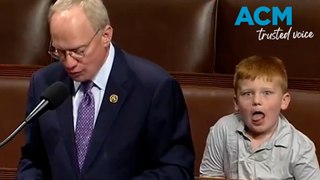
left=16, top=0, right=194, bottom=179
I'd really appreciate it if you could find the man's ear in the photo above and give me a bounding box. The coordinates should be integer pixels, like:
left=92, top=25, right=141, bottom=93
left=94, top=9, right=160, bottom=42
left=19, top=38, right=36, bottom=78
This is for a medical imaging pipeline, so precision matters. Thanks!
left=102, top=25, right=113, bottom=47
left=281, top=92, right=291, bottom=110
left=233, top=95, right=239, bottom=112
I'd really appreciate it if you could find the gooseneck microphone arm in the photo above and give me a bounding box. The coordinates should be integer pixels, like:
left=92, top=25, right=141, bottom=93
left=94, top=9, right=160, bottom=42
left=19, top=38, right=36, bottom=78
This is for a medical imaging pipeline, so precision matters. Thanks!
left=0, top=121, right=28, bottom=148
left=0, top=100, right=49, bottom=148
left=0, top=81, right=69, bottom=148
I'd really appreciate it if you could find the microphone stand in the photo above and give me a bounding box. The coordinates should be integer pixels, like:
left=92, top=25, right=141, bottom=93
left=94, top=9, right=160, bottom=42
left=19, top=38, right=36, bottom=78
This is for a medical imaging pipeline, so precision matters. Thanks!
left=0, top=100, right=48, bottom=148
left=0, top=121, right=27, bottom=148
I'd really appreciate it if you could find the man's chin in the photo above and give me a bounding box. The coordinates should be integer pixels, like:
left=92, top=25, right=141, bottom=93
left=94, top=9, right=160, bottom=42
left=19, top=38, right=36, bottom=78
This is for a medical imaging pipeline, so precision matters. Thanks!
left=69, top=73, right=86, bottom=82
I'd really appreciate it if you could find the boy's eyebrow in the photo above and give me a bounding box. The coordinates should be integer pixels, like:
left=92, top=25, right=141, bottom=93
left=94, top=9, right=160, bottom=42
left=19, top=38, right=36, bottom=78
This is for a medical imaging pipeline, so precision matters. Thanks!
left=239, top=87, right=274, bottom=91
left=238, top=88, right=253, bottom=93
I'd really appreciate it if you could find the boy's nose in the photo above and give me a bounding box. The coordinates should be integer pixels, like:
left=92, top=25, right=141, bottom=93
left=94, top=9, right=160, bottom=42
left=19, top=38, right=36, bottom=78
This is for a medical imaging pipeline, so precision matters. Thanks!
left=253, top=94, right=262, bottom=105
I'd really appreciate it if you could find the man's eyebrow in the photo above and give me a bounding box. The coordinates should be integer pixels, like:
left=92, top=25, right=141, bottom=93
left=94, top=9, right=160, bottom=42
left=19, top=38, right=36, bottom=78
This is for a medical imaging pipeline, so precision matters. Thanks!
left=53, top=44, right=86, bottom=51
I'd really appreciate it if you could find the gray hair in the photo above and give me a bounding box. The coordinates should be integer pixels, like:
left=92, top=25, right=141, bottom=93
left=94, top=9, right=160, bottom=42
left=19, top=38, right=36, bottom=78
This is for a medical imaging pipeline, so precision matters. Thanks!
left=48, top=0, right=110, bottom=31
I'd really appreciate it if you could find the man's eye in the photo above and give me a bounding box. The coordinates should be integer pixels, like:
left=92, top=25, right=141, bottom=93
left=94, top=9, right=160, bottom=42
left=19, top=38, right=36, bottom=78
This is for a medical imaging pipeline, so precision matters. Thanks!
left=73, top=48, right=85, bottom=55
left=56, top=49, right=65, bottom=55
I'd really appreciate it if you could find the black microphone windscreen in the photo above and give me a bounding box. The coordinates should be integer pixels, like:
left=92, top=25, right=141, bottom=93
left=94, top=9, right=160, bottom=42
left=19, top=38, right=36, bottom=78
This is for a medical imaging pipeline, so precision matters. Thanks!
left=40, top=81, right=70, bottom=110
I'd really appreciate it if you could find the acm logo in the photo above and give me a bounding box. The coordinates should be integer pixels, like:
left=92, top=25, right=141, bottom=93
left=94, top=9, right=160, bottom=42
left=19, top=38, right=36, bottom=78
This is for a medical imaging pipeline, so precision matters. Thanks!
left=234, top=6, right=292, bottom=26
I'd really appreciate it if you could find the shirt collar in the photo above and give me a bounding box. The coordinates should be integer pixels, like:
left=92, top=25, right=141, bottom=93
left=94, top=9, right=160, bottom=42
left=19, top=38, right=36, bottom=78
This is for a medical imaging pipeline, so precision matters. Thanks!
left=235, top=113, right=246, bottom=133
left=73, top=43, right=115, bottom=94
left=235, top=113, right=291, bottom=148
left=273, top=114, right=292, bottom=148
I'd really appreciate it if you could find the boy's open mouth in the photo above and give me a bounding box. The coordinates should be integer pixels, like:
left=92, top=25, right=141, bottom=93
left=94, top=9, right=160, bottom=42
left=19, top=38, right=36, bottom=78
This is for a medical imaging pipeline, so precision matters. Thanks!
left=252, top=111, right=265, bottom=121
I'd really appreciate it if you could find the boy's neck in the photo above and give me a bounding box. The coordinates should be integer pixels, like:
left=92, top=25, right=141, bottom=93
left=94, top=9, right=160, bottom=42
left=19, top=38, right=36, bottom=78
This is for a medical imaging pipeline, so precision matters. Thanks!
left=246, top=122, right=279, bottom=151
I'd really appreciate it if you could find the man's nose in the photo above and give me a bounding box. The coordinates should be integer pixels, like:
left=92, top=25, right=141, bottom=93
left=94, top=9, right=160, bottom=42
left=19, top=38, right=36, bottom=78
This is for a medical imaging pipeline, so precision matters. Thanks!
left=63, top=53, right=77, bottom=69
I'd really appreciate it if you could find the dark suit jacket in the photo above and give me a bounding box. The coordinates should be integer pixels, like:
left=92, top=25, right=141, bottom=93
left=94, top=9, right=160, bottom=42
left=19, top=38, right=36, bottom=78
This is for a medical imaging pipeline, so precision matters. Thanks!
left=17, top=46, right=195, bottom=180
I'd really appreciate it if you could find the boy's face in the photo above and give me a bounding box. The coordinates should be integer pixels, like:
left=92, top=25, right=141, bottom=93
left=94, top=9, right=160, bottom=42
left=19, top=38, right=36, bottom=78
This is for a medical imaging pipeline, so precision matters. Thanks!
left=233, top=77, right=290, bottom=137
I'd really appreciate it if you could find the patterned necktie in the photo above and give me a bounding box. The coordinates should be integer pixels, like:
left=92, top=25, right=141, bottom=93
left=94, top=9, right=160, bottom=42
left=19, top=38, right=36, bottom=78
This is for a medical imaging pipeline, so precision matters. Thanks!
left=75, top=81, right=95, bottom=170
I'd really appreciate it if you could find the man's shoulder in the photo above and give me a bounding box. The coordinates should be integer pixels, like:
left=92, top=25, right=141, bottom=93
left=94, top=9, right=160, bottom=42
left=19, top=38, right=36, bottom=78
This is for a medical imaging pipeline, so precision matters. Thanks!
left=31, top=62, right=68, bottom=87
left=33, top=61, right=65, bottom=78
left=119, top=50, right=174, bottom=86
left=126, top=53, right=169, bottom=76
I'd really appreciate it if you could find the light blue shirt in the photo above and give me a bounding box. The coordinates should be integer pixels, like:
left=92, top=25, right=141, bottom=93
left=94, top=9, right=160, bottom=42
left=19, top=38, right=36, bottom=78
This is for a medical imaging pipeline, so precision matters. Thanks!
left=200, top=113, right=320, bottom=180
left=72, top=43, right=115, bottom=130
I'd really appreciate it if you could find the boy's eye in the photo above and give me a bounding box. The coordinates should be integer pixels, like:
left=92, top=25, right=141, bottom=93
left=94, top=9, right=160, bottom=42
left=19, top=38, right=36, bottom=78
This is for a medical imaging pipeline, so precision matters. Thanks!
left=263, top=91, right=273, bottom=95
left=241, top=92, right=252, bottom=96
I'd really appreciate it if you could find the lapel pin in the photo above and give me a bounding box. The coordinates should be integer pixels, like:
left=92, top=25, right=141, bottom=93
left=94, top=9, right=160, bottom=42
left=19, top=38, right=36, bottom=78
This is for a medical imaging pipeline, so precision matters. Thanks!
left=109, top=94, right=118, bottom=104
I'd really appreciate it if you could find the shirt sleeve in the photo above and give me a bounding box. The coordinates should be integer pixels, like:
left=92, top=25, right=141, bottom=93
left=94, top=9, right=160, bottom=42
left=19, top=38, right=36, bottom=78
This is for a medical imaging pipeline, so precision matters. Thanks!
left=199, top=122, right=225, bottom=177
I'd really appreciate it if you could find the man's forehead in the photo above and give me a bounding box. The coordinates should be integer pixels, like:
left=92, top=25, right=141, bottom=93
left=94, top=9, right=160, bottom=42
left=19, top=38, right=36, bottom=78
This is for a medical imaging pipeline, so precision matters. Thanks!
left=51, top=5, right=88, bottom=24
left=50, top=9, right=93, bottom=36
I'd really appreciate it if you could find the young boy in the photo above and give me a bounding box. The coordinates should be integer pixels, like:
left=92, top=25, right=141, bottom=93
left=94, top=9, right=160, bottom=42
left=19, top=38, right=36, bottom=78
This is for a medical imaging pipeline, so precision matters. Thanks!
left=200, top=56, right=320, bottom=179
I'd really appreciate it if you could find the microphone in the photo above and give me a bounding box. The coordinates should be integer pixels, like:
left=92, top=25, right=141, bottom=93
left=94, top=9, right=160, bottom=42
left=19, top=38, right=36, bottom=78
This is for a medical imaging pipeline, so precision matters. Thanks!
left=25, top=81, right=69, bottom=123
left=0, top=81, right=70, bottom=148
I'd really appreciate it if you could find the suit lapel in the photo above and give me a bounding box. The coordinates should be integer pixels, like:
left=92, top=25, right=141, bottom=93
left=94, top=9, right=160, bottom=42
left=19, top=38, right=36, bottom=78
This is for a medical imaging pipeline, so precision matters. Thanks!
left=55, top=76, right=80, bottom=174
left=82, top=47, right=130, bottom=172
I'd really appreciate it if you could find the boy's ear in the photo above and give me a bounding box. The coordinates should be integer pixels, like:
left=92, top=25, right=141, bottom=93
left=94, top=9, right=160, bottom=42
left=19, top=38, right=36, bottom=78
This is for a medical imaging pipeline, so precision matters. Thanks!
left=281, top=92, right=291, bottom=110
left=233, top=95, right=239, bottom=112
